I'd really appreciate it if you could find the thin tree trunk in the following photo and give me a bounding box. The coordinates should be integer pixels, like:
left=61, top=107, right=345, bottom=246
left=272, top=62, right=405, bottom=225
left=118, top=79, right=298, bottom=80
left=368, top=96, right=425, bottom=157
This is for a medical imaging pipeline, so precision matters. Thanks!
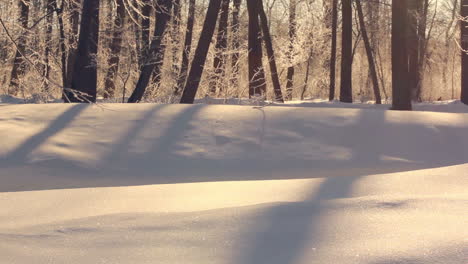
left=407, top=0, right=423, bottom=101
left=66, top=0, right=100, bottom=103
left=461, top=0, right=468, bottom=104
left=171, top=0, right=182, bottom=76
left=104, top=0, right=126, bottom=99
left=340, top=0, right=353, bottom=103
left=180, top=0, right=223, bottom=104
left=43, top=0, right=55, bottom=93
left=140, top=0, right=152, bottom=60
left=54, top=0, right=67, bottom=89
left=174, top=0, right=196, bottom=96
left=392, top=0, right=412, bottom=110
left=329, top=0, right=338, bottom=101
left=230, top=0, right=242, bottom=89
left=128, top=0, right=173, bottom=103
left=247, top=0, right=266, bottom=98
left=258, top=0, right=284, bottom=102
left=416, top=0, right=429, bottom=101
left=285, top=0, right=296, bottom=100
left=301, top=49, right=314, bottom=100
left=9, top=0, right=30, bottom=95
left=356, top=0, right=381, bottom=104
left=210, top=0, right=230, bottom=95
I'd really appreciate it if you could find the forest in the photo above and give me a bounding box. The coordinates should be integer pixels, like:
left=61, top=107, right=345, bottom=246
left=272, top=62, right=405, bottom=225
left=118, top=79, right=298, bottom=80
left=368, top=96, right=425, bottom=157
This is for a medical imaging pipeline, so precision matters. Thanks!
left=1, top=1, right=468, bottom=263
left=0, top=0, right=467, bottom=109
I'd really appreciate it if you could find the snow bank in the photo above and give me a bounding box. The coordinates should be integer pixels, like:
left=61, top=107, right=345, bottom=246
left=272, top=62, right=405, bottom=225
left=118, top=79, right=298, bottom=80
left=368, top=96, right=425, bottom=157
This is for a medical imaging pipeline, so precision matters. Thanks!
left=0, top=103, right=466, bottom=263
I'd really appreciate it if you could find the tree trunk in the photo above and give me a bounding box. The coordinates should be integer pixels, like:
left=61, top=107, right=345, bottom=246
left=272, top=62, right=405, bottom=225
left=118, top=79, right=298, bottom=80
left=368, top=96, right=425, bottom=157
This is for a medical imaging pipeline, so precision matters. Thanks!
left=140, top=0, right=152, bottom=61
left=230, top=0, right=242, bottom=89
left=171, top=0, right=181, bottom=76
left=9, top=0, right=30, bottom=95
left=258, top=0, right=284, bottom=102
left=210, top=0, right=230, bottom=95
left=180, top=0, right=223, bottom=104
left=54, top=0, right=67, bottom=89
left=285, top=0, right=296, bottom=100
left=103, top=0, right=126, bottom=99
left=247, top=0, right=266, bottom=98
left=329, top=0, right=338, bottom=101
left=66, top=0, right=100, bottom=103
left=392, top=0, right=412, bottom=110
left=64, top=0, right=80, bottom=90
left=43, top=0, right=55, bottom=93
left=407, top=0, right=423, bottom=101
left=340, top=0, right=353, bottom=103
left=356, top=0, right=381, bottom=104
left=128, top=0, right=173, bottom=103
left=462, top=0, right=468, bottom=104
left=174, top=0, right=196, bottom=96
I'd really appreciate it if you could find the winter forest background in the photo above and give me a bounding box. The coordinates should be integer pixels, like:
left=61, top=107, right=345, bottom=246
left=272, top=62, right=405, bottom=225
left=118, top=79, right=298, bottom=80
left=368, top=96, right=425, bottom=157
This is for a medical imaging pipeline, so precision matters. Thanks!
left=0, top=0, right=467, bottom=107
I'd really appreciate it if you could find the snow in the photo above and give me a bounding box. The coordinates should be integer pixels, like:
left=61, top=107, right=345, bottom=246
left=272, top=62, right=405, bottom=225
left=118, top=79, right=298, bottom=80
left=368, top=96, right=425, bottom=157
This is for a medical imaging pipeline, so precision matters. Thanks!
left=0, top=102, right=467, bottom=263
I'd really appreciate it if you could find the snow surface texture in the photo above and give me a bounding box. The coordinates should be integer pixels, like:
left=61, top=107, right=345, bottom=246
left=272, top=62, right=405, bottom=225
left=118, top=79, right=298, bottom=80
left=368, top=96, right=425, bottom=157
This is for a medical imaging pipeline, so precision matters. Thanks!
left=0, top=103, right=467, bottom=264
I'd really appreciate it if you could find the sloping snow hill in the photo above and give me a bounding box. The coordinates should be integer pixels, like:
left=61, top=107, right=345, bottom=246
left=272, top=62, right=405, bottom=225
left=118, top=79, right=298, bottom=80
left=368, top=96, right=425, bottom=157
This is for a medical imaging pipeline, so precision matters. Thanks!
left=0, top=103, right=467, bottom=264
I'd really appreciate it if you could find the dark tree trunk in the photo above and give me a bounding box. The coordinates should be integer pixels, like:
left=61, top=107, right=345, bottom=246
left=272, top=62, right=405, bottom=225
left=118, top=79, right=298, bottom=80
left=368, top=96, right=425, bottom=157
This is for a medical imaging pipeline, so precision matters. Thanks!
left=462, top=0, right=468, bottom=104
left=340, top=0, right=353, bottom=103
left=329, top=0, right=338, bottom=101
left=180, top=0, right=223, bottom=104
left=230, top=0, right=242, bottom=89
left=247, top=0, right=266, bottom=98
left=128, top=0, right=173, bottom=103
left=285, top=0, right=296, bottom=100
left=9, top=0, right=30, bottom=95
left=210, top=0, right=230, bottom=95
left=54, top=0, right=68, bottom=89
left=104, top=0, right=126, bottom=99
left=66, top=0, right=100, bottom=103
left=171, top=0, right=182, bottom=76
left=64, top=0, right=80, bottom=90
left=408, top=0, right=423, bottom=101
left=258, top=0, right=284, bottom=102
left=392, top=0, right=412, bottom=110
left=174, top=0, right=196, bottom=96
left=43, top=0, right=55, bottom=93
left=356, top=0, right=381, bottom=104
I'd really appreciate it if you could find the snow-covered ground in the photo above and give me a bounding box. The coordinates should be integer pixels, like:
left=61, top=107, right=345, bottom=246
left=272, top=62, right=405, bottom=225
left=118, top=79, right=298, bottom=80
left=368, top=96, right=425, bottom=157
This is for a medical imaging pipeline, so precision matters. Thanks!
left=0, top=102, right=467, bottom=263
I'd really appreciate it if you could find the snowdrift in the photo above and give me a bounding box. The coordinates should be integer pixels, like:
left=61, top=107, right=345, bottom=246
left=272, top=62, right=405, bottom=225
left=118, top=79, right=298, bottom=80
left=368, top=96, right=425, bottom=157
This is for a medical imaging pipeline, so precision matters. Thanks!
left=0, top=103, right=467, bottom=264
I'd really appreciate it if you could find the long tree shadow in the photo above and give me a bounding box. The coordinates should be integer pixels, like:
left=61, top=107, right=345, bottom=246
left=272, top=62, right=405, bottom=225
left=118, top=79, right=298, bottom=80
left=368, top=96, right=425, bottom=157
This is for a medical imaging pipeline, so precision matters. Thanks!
left=235, top=109, right=385, bottom=264
left=102, top=104, right=168, bottom=164
left=0, top=104, right=88, bottom=165
left=2, top=105, right=468, bottom=192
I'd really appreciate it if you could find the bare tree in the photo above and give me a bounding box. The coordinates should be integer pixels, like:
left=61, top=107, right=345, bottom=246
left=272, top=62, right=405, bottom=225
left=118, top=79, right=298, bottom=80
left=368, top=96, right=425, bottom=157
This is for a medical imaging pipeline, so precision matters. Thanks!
left=210, top=0, right=230, bottom=95
left=128, top=0, right=173, bottom=103
left=231, top=0, right=242, bottom=89
left=462, top=0, right=468, bottom=104
left=65, top=0, right=80, bottom=89
left=340, top=0, right=353, bottom=103
left=180, top=0, right=223, bottom=104
left=329, top=0, right=338, bottom=101
left=392, top=0, right=412, bottom=110
left=285, top=0, right=296, bottom=100
left=174, top=0, right=196, bottom=96
left=9, top=0, right=30, bottom=95
left=103, top=0, right=126, bottom=99
left=66, top=0, right=101, bottom=103
left=247, top=0, right=266, bottom=98
left=43, top=0, right=55, bottom=93
left=356, top=0, right=381, bottom=104
left=258, top=0, right=284, bottom=102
